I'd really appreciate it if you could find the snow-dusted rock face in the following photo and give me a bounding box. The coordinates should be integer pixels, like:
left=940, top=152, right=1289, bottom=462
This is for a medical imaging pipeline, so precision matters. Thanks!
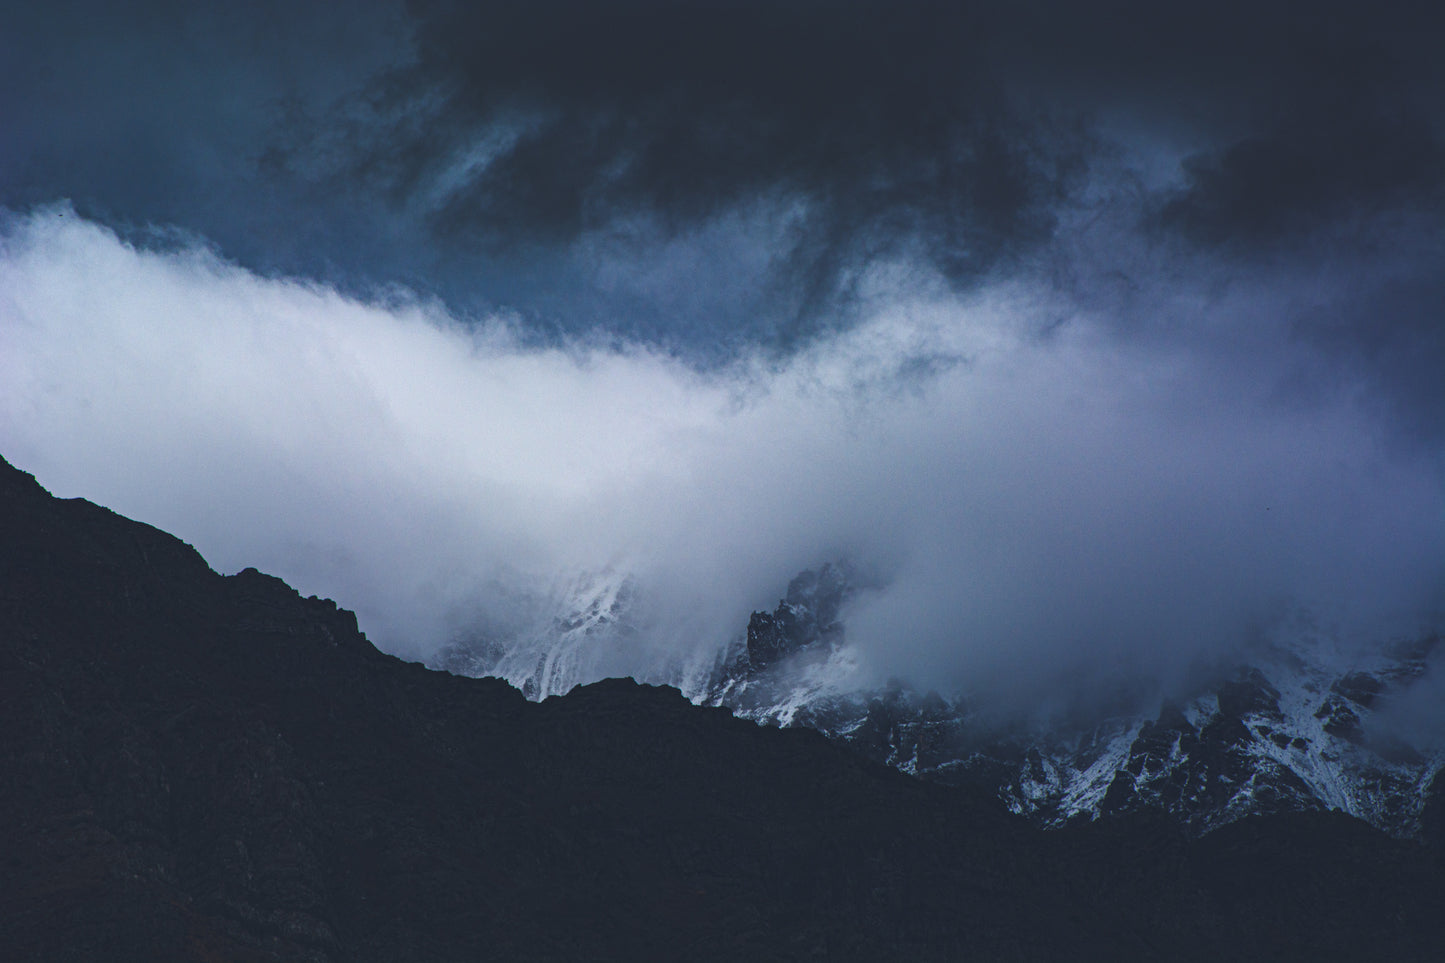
left=432, top=560, right=1444, bottom=838
left=432, top=570, right=644, bottom=700
left=705, top=567, right=1445, bottom=839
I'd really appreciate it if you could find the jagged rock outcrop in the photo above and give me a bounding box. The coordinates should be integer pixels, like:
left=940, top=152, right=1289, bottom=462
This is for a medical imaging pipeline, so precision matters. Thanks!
left=744, top=563, right=850, bottom=670
left=4, top=455, right=1444, bottom=961
left=711, top=564, right=1445, bottom=838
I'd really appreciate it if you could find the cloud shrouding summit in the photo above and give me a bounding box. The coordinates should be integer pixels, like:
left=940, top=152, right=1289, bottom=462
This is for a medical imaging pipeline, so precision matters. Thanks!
left=2, top=0, right=1444, bottom=713
left=3, top=210, right=1440, bottom=703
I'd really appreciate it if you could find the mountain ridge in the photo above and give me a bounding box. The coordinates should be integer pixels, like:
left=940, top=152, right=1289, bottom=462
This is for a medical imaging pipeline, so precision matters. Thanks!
left=3, top=453, right=1444, bottom=960
left=707, top=565, right=1445, bottom=838
left=435, top=554, right=1445, bottom=838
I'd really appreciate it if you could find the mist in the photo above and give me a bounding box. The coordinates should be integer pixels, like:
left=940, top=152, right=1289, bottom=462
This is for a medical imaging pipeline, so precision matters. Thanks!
left=3, top=208, right=1440, bottom=706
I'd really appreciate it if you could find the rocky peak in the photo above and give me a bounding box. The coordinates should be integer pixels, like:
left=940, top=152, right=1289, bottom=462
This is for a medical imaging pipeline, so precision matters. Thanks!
left=744, top=562, right=850, bottom=670
left=711, top=565, right=1445, bottom=839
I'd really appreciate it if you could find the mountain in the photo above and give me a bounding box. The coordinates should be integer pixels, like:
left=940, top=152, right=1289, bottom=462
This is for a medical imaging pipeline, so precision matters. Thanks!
left=708, top=565, right=1445, bottom=838
left=3, top=453, right=1445, bottom=960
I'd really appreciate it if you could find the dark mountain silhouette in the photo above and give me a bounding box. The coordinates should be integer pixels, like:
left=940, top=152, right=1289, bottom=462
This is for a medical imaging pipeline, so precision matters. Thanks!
left=2, top=452, right=1442, bottom=961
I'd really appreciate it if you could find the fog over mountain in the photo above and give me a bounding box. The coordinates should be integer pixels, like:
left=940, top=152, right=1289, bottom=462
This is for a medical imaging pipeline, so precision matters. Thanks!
left=3, top=1, right=1443, bottom=722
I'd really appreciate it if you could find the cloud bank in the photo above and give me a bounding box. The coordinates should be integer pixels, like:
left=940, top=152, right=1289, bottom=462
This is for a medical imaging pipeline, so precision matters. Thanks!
left=3, top=209, right=1440, bottom=704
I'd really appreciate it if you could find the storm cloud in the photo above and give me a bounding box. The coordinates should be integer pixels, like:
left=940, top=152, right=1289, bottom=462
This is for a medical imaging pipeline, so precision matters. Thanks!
left=8, top=2, right=1444, bottom=348
left=2, top=2, right=1443, bottom=708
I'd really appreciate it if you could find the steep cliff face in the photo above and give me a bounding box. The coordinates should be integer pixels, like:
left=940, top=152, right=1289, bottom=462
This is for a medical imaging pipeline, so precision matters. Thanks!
left=3, top=454, right=1444, bottom=961
left=708, top=566, right=1445, bottom=838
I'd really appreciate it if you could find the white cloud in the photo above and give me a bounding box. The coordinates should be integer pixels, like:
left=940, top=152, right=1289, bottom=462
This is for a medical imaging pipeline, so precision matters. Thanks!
left=2, top=207, right=1441, bottom=703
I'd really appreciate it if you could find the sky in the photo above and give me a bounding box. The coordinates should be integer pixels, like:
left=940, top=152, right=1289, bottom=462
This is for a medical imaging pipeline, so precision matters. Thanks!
left=2, top=0, right=1443, bottom=710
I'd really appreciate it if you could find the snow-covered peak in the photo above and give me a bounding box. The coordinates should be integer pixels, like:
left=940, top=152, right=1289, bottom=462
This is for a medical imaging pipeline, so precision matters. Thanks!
left=433, top=568, right=642, bottom=699
left=706, top=566, right=1445, bottom=837
left=435, top=559, right=1444, bottom=837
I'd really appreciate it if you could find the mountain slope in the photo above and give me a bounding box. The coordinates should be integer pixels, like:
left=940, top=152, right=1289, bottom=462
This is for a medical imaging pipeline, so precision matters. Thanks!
left=3, top=454, right=1444, bottom=961
left=706, top=566, right=1444, bottom=838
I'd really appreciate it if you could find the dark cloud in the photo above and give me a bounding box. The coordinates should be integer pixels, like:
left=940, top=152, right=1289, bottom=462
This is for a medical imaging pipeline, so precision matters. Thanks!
left=1154, top=117, right=1445, bottom=247
left=262, top=0, right=1443, bottom=342
left=6, top=0, right=1443, bottom=351
left=291, top=0, right=1087, bottom=339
